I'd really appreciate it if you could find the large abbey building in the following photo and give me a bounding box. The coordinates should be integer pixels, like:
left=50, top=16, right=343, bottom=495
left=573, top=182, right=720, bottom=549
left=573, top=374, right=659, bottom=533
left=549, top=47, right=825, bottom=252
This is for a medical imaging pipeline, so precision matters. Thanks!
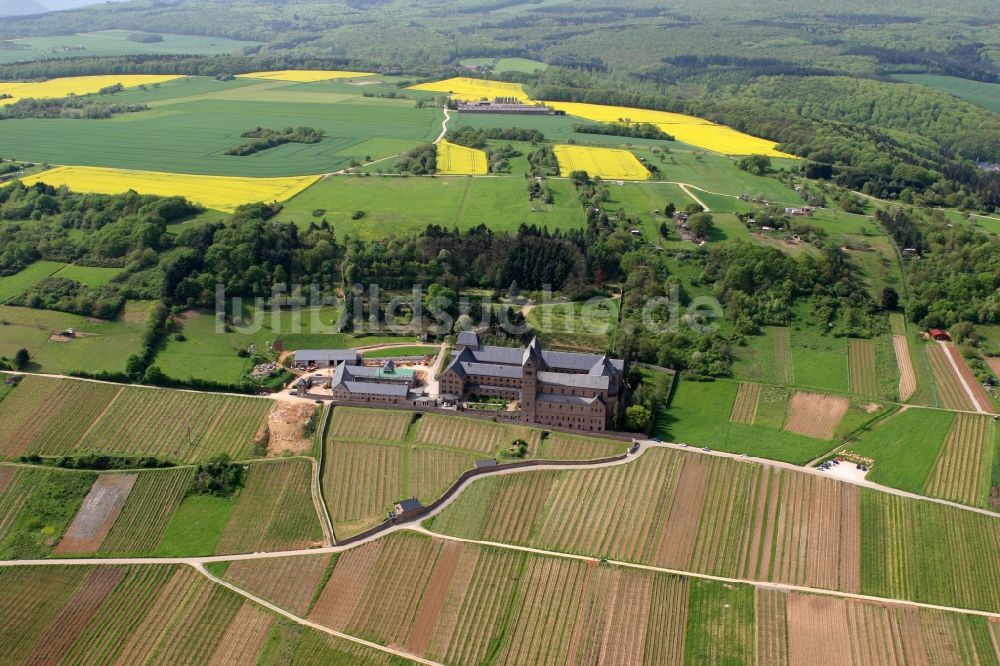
left=439, top=332, right=624, bottom=432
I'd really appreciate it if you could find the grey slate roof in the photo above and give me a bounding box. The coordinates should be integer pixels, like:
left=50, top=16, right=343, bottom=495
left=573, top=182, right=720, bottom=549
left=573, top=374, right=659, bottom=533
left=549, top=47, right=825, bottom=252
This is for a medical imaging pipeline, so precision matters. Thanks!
left=294, top=349, right=360, bottom=363
left=456, top=330, right=480, bottom=348
left=460, top=362, right=524, bottom=379
left=469, top=346, right=524, bottom=365
left=342, top=381, right=410, bottom=396
left=538, top=371, right=610, bottom=390
left=537, top=392, right=601, bottom=406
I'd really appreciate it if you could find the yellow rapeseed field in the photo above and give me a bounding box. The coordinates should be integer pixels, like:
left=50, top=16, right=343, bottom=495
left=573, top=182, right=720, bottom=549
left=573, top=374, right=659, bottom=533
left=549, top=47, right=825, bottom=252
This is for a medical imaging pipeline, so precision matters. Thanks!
left=235, top=70, right=375, bottom=83
left=546, top=101, right=795, bottom=158
left=436, top=140, right=488, bottom=175
left=408, top=77, right=530, bottom=102
left=0, top=75, right=183, bottom=106
left=552, top=145, right=650, bottom=181
left=20, top=166, right=321, bottom=213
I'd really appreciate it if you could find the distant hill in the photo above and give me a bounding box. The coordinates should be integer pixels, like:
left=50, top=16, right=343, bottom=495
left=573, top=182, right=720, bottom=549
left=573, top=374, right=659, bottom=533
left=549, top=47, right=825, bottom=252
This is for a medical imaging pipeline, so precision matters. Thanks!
left=0, top=0, right=48, bottom=16
left=43, top=0, right=127, bottom=10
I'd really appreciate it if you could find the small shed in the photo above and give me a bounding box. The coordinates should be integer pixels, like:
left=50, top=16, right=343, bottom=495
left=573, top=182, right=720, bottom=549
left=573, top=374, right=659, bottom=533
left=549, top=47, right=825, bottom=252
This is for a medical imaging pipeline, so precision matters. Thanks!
left=929, top=329, right=951, bottom=342
left=393, top=498, right=424, bottom=521
left=474, top=459, right=498, bottom=470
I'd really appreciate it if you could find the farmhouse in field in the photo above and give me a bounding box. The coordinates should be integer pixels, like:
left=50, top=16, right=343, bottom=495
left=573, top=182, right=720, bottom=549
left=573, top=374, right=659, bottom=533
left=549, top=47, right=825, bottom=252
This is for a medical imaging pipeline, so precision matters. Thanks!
left=440, top=333, right=624, bottom=432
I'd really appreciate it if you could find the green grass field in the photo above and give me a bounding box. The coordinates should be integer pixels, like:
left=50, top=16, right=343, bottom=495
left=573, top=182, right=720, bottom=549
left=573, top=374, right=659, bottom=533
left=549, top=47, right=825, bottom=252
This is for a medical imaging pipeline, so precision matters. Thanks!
left=50, top=264, right=124, bottom=288
left=153, top=306, right=409, bottom=384
left=0, top=261, right=67, bottom=303
left=0, top=30, right=260, bottom=64
left=653, top=378, right=838, bottom=463
left=847, top=408, right=954, bottom=492
left=0, top=301, right=153, bottom=375
left=0, top=77, right=441, bottom=177
left=275, top=174, right=586, bottom=239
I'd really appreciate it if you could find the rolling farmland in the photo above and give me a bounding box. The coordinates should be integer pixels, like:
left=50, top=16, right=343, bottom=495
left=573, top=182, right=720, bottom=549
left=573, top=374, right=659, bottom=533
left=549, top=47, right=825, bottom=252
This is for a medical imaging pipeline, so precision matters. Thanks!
left=224, top=553, right=332, bottom=615
left=21, top=166, right=321, bottom=213
left=97, top=467, right=192, bottom=553
left=407, top=76, right=530, bottom=102
left=861, top=488, right=1000, bottom=611
left=540, top=432, right=628, bottom=460
left=0, top=375, right=273, bottom=462
left=236, top=70, right=374, bottom=82
left=435, top=140, right=488, bottom=175
left=429, top=447, right=1000, bottom=610
left=0, top=375, right=121, bottom=457
left=925, top=343, right=979, bottom=411
left=544, top=100, right=795, bottom=157
left=0, top=74, right=182, bottom=105
left=215, top=459, right=323, bottom=554
left=848, top=338, right=878, bottom=398
left=0, top=563, right=405, bottom=665
left=322, top=439, right=402, bottom=538
left=76, top=385, right=272, bottom=461
left=924, top=413, right=995, bottom=505
left=552, top=144, right=650, bottom=180
left=215, top=530, right=1000, bottom=664
left=327, top=406, right=413, bottom=441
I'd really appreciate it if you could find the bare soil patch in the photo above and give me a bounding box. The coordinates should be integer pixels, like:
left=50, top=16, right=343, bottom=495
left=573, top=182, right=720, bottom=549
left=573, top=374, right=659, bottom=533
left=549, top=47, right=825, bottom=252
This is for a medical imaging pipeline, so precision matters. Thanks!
left=786, top=593, right=852, bottom=666
left=310, top=538, right=383, bottom=630
left=265, top=401, right=317, bottom=455
left=838, top=483, right=861, bottom=594
left=654, top=454, right=711, bottom=569
left=0, top=466, right=15, bottom=495
left=893, top=335, right=917, bottom=401
left=405, top=540, right=463, bottom=656
left=784, top=392, right=850, bottom=440
left=23, top=566, right=126, bottom=665
left=755, top=589, right=789, bottom=666
left=54, top=474, right=138, bottom=553
left=988, top=357, right=1000, bottom=378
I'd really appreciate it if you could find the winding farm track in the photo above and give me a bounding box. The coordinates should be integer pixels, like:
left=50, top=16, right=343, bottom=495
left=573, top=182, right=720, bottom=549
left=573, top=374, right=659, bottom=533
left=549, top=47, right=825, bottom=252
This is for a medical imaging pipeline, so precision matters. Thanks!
left=434, top=107, right=451, bottom=144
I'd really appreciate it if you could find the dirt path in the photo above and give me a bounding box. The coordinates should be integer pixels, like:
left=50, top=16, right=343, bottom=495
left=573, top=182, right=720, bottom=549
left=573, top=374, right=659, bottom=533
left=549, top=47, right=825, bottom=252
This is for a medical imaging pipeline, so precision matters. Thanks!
left=678, top=183, right=710, bottom=211
left=434, top=107, right=451, bottom=144
left=938, top=341, right=987, bottom=413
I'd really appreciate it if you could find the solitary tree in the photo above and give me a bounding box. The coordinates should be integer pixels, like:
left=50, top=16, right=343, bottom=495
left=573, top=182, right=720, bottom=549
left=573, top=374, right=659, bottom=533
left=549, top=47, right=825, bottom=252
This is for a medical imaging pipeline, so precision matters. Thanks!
left=625, top=404, right=652, bottom=432
left=13, top=348, right=29, bottom=370
left=686, top=212, right=715, bottom=239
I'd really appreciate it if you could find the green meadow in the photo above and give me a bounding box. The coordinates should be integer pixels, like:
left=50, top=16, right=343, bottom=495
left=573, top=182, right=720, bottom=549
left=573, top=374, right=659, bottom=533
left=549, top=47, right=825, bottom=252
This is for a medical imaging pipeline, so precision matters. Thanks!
left=652, top=378, right=840, bottom=463
left=0, top=302, right=152, bottom=374
left=153, top=306, right=407, bottom=383
left=0, top=261, right=66, bottom=303
left=51, top=265, right=124, bottom=288
left=0, top=77, right=441, bottom=177
left=275, top=175, right=585, bottom=239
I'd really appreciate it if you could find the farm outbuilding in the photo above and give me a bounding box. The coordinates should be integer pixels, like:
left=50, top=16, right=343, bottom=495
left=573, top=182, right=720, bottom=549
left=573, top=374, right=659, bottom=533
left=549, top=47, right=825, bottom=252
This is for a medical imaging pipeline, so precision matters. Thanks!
left=294, top=349, right=361, bottom=368
left=928, top=329, right=951, bottom=341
